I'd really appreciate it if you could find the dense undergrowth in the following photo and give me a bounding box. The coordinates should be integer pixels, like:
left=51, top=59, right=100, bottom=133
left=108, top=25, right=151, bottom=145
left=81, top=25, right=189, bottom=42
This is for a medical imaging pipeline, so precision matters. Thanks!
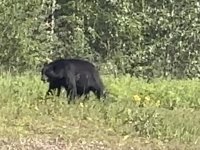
left=0, top=72, right=200, bottom=146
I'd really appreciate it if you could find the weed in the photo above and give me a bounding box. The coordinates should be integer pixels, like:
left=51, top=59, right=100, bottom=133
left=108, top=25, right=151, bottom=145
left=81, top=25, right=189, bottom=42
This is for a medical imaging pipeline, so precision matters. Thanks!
left=0, top=72, right=200, bottom=147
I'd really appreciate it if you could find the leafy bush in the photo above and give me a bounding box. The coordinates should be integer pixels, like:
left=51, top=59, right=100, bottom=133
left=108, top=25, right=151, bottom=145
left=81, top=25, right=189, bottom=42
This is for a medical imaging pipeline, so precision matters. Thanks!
left=1, top=0, right=200, bottom=78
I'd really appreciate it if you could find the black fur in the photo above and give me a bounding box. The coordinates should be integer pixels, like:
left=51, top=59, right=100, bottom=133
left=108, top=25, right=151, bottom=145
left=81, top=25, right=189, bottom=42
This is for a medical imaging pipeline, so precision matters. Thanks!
left=41, top=58, right=106, bottom=103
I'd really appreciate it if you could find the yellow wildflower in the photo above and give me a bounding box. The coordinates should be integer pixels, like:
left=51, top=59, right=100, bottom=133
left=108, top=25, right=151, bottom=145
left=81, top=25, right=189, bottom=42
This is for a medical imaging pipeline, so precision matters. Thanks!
left=133, top=95, right=141, bottom=102
left=155, top=100, right=161, bottom=107
left=144, top=96, right=151, bottom=102
left=80, top=102, right=84, bottom=108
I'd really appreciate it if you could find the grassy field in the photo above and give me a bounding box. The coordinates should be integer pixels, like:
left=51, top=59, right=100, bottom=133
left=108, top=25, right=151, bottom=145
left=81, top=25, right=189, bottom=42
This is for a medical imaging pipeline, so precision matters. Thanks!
left=0, top=72, right=200, bottom=149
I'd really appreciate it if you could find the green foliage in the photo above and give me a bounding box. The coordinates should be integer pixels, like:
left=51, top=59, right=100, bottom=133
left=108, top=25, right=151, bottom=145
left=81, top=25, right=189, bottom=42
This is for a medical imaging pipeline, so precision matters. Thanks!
left=106, top=74, right=200, bottom=109
left=1, top=72, right=200, bottom=144
left=1, top=0, right=200, bottom=78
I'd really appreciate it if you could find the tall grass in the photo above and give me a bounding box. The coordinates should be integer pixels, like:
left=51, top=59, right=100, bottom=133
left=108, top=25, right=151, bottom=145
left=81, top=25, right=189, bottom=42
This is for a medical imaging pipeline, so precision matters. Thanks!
left=0, top=72, right=200, bottom=145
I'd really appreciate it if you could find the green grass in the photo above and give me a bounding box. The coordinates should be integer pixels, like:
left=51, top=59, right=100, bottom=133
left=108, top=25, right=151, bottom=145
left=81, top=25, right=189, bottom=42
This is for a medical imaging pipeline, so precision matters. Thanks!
left=0, top=72, right=200, bottom=149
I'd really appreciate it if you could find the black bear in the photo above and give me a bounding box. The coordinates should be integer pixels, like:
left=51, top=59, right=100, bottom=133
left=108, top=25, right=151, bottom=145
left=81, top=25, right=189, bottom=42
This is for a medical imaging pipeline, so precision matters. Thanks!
left=45, top=74, right=90, bottom=98
left=41, top=58, right=106, bottom=103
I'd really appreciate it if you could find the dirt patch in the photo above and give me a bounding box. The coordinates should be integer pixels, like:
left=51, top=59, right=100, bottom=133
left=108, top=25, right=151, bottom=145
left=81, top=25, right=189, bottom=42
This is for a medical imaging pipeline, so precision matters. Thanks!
left=0, top=136, right=197, bottom=150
